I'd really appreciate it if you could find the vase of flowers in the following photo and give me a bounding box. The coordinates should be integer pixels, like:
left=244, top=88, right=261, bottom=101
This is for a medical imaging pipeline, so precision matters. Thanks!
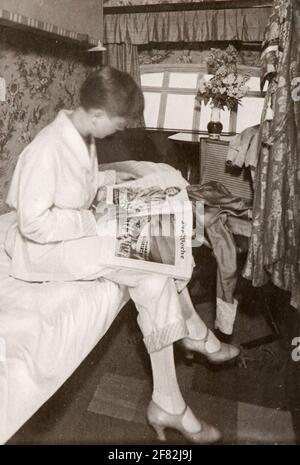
left=196, top=45, right=250, bottom=138
left=207, top=107, right=223, bottom=139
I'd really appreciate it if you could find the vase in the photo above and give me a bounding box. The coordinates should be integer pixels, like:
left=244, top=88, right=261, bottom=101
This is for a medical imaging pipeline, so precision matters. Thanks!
left=207, top=107, right=223, bottom=139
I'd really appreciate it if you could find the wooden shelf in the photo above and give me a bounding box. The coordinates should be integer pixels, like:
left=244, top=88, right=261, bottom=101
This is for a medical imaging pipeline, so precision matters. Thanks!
left=104, top=0, right=273, bottom=15
left=0, top=8, right=98, bottom=47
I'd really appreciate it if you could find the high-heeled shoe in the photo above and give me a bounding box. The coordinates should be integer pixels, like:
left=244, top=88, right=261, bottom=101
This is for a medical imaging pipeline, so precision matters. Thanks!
left=178, top=327, right=240, bottom=366
left=147, top=400, right=222, bottom=444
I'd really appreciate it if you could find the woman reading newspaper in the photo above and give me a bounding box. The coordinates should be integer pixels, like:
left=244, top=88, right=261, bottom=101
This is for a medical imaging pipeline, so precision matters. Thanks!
left=5, top=66, right=239, bottom=444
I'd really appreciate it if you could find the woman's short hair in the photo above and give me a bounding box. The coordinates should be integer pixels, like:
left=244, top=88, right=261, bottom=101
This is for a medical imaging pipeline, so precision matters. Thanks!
left=80, top=66, right=144, bottom=121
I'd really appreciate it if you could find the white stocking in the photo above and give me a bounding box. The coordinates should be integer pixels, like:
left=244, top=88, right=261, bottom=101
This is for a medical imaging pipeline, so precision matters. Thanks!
left=150, top=344, right=201, bottom=432
left=178, top=288, right=221, bottom=353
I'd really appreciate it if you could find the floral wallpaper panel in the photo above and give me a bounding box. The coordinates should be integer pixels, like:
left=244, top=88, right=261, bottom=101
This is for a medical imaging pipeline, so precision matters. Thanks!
left=0, top=27, right=92, bottom=214
left=138, top=47, right=261, bottom=67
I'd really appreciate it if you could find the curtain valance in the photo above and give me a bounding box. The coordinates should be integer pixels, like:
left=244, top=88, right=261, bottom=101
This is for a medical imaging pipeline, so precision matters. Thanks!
left=104, top=7, right=272, bottom=45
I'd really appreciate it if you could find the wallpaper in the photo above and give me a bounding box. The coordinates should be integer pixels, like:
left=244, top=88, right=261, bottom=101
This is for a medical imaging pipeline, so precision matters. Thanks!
left=0, top=27, right=92, bottom=215
left=138, top=47, right=261, bottom=67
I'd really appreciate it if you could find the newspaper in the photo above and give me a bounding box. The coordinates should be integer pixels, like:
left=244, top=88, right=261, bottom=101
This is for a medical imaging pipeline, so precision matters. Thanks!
left=95, top=171, right=193, bottom=280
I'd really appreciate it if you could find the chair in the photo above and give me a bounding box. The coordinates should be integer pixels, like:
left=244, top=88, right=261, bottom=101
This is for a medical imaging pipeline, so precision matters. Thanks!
left=200, top=138, right=253, bottom=203
left=199, top=137, right=280, bottom=348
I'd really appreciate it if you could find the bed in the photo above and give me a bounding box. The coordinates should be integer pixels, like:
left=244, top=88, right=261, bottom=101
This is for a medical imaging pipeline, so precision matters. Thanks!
left=0, top=162, right=187, bottom=444
left=0, top=212, right=129, bottom=444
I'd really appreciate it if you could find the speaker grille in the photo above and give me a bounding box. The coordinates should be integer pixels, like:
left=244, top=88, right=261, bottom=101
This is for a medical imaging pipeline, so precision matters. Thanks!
left=201, top=140, right=253, bottom=202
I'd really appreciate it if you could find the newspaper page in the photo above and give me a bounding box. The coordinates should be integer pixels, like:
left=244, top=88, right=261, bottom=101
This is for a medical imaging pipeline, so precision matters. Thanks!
left=95, top=171, right=193, bottom=280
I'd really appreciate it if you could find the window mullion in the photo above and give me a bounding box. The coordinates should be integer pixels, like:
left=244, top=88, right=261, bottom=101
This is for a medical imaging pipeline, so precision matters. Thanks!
left=157, top=72, right=169, bottom=129
left=192, top=73, right=202, bottom=132
left=229, top=110, right=237, bottom=133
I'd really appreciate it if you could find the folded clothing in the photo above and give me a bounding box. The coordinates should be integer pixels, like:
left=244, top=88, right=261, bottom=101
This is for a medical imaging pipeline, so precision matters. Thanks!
left=226, top=125, right=260, bottom=171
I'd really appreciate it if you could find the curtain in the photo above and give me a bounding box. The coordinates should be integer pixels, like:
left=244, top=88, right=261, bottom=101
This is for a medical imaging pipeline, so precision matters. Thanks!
left=243, top=0, right=300, bottom=311
left=104, top=8, right=272, bottom=45
left=104, top=43, right=144, bottom=127
left=105, top=43, right=140, bottom=82
left=103, top=6, right=271, bottom=128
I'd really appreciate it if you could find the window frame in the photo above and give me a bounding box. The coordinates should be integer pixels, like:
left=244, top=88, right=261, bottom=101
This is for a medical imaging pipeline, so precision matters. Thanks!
left=140, top=63, right=265, bottom=133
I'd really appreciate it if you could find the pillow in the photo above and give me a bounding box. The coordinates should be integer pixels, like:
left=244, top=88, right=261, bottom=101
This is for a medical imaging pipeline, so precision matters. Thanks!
left=99, top=160, right=189, bottom=188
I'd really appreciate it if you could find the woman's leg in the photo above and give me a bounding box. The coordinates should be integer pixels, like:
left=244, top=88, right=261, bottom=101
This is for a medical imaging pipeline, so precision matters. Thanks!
left=149, top=345, right=205, bottom=433
left=178, top=287, right=240, bottom=363
left=103, top=269, right=189, bottom=352
left=102, top=271, right=195, bottom=414
left=101, top=269, right=222, bottom=442
left=102, top=269, right=187, bottom=409
left=178, top=287, right=221, bottom=352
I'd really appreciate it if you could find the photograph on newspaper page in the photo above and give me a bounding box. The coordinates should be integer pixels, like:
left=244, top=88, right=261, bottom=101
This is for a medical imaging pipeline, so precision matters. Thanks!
left=96, top=172, right=193, bottom=280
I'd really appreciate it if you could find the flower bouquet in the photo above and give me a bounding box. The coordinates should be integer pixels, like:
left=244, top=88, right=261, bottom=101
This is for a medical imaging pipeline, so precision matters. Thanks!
left=196, top=46, right=250, bottom=137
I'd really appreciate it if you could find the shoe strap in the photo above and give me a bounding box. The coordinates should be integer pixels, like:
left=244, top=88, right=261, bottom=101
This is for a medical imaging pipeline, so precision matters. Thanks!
left=201, top=327, right=222, bottom=354
left=190, top=326, right=212, bottom=347
left=151, top=399, right=188, bottom=418
left=201, top=326, right=210, bottom=345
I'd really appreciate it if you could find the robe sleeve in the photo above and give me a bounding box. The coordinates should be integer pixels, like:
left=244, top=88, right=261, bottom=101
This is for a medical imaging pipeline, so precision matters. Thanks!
left=98, top=170, right=116, bottom=187
left=14, top=146, right=97, bottom=244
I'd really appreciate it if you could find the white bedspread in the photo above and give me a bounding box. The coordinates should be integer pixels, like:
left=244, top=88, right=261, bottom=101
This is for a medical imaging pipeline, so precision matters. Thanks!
left=0, top=212, right=129, bottom=444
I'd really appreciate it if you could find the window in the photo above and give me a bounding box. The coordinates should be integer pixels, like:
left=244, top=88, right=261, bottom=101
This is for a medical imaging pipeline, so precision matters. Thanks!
left=140, top=64, right=266, bottom=133
left=164, top=94, right=196, bottom=130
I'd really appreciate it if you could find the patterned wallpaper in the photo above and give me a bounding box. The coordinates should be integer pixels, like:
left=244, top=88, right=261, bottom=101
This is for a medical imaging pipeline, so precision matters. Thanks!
left=0, top=27, right=92, bottom=215
left=138, top=47, right=261, bottom=67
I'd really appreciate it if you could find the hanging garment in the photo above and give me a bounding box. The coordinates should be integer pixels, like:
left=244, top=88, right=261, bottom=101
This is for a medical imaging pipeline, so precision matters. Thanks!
left=244, top=0, right=300, bottom=311
left=226, top=125, right=260, bottom=182
left=188, top=182, right=251, bottom=334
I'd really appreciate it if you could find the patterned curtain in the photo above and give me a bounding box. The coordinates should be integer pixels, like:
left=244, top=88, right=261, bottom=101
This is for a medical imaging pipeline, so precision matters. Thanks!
left=103, top=5, right=272, bottom=128
left=103, top=8, right=271, bottom=44
left=105, top=43, right=140, bottom=81
left=243, top=0, right=300, bottom=311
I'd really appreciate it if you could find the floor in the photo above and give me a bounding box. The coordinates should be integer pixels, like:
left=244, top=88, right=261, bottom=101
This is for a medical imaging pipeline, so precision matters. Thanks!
left=7, top=248, right=300, bottom=445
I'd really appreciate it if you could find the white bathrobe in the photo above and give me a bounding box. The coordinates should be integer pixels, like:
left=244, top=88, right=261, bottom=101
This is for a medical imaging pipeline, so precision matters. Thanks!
left=4, top=110, right=192, bottom=354
left=5, top=110, right=116, bottom=282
